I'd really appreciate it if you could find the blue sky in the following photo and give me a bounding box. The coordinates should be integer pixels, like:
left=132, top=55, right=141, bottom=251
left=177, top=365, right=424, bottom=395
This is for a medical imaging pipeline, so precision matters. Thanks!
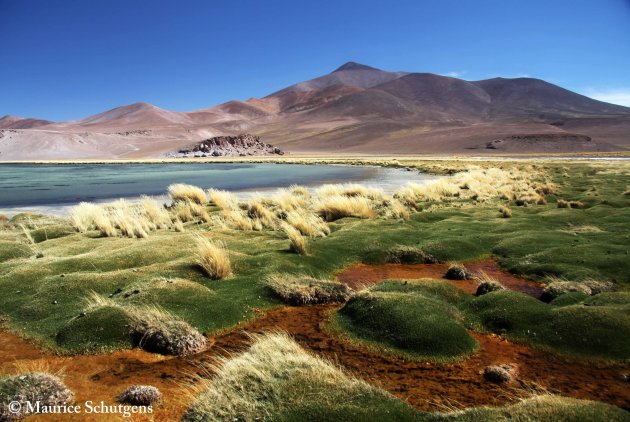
left=1, top=0, right=629, bottom=121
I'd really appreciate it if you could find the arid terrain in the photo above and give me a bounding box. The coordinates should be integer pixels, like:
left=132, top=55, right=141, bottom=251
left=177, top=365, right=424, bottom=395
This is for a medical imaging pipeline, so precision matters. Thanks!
left=2, top=62, right=629, bottom=160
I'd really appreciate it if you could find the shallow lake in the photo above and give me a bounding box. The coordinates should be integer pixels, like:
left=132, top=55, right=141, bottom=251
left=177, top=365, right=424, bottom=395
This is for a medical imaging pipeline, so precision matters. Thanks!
left=0, top=163, right=434, bottom=215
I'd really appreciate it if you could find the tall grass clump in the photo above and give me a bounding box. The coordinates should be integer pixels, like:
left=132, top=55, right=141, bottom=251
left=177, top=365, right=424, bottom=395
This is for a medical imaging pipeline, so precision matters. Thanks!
left=195, top=236, right=232, bottom=279
left=316, top=196, right=375, bottom=222
left=265, top=274, right=352, bottom=305
left=285, top=210, right=330, bottom=237
left=247, top=199, right=278, bottom=229
left=0, top=372, right=74, bottom=420
left=475, top=271, right=506, bottom=296
left=128, top=305, right=207, bottom=356
left=168, top=183, right=207, bottom=204
left=207, top=188, right=239, bottom=210
left=69, top=202, right=104, bottom=233
left=221, top=210, right=254, bottom=231
left=282, top=223, right=308, bottom=255
left=499, top=204, right=512, bottom=218
left=140, top=196, right=171, bottom=229
left=182, top=333, right=414, bottom=421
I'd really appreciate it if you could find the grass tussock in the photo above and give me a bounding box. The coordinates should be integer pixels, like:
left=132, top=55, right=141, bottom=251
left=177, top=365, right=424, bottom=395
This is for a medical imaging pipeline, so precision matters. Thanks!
left=475, top=271, right=505, bottom=296
left=128, top=305, right=207, bottom=356
left=285, top=210, right=330, bottom=237
left=385, top=245, right=438, bottom=264
left=118, top=385, right=163, bottom=406
left=0, top=372, right=74, bottom=420
left=316, top=195, right=376, bottom=221
left=207, top=188, right=239, bottom=211
left=557, top=199, right=584, bottom=209
left=140, top=195, right=171, bottom=229
left=221, top=209, right=254, bottom=231
left=282, top=223, right=308, bottom=255
left=445, top=264, right=471, bottom=280
left=70, top=198, right=176, bottom=238
left=168, top=183, right=207, bottom=204
left=499, top=204, right=512, bottom=218
left=182, top=333, right=411, bottom=421
left=265, top=274, right=353, bottom=305
left=396, top=167, right=548, bottom=208
left=541, top=277, right=616, bottom=302
left=247, top=199, right=278, bottom=229
left=196, top=236, right=232, bottom=279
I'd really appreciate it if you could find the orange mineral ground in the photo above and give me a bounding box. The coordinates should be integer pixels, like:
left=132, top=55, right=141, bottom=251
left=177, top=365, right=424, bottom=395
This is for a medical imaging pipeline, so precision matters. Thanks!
left=2, top=260, right=629, bottom=421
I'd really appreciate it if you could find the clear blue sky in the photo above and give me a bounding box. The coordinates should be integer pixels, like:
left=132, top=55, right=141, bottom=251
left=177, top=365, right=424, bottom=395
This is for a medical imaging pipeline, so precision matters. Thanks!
left=1, top=0, right=629, bottom=121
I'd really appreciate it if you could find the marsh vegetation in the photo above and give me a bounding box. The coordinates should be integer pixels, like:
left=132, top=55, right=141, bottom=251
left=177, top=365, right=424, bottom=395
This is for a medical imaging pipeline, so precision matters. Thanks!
left=1, top=158, right=630, bottom=420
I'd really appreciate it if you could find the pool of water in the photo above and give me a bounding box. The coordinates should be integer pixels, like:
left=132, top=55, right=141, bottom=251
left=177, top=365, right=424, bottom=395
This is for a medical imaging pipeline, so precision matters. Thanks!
left=0, top=163, right=434, bottom=215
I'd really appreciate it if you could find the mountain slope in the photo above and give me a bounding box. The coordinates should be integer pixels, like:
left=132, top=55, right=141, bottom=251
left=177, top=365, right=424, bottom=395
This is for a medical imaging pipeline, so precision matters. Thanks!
left=473, top=78, right=630, bottom=118
left=68, top=102, right=192, bottom=128
left=267, top=61, right=407, bottom=97
left=0, top=115, right=52, bottom=129
left=2, top=62, right=630, bottom=159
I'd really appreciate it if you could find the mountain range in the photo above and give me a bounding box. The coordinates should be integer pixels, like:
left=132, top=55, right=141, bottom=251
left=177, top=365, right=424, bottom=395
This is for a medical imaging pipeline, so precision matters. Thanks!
left=1, top=62, right=629, bottom=160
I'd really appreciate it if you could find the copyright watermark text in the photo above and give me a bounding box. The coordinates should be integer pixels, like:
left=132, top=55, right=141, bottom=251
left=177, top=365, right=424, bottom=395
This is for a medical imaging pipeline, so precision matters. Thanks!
left=6, top=400, right=153, bottom=418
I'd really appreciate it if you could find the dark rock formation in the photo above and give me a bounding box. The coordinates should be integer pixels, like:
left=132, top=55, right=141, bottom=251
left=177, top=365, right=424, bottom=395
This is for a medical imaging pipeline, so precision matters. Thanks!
left=172, top=134, right=283, bottom=158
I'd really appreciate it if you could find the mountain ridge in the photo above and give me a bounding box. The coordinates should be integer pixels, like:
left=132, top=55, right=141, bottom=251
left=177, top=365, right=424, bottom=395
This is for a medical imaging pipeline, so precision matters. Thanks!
left=1, top=62, right=629, bottom=159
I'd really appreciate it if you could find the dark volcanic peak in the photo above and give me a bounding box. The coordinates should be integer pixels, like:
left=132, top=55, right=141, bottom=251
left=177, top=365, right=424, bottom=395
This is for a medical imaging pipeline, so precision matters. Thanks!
left=333, top=62, right=381, bottom=72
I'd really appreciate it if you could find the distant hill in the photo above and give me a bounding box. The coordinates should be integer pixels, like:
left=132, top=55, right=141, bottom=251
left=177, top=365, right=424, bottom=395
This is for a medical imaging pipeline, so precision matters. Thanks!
left=1, top=62, right=629, bottom=159
left=0, top=115, right=52, bottom=129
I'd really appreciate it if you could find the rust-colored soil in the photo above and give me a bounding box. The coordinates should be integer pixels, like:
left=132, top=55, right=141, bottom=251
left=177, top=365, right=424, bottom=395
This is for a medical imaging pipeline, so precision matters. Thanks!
left=1, top=260, right=629, bottom=421
left=337, top=259, right=544, bottom=297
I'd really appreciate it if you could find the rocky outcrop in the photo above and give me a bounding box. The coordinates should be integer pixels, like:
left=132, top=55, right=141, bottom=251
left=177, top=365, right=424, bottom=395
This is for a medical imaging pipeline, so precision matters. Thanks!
left=170, top=134, right=283, bottom=157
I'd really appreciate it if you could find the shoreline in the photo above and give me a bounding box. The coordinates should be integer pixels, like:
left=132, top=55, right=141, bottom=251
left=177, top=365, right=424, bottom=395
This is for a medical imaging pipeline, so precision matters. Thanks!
left=0, top=166, right=434, bottom=217
left=1, top=150, right=630, bottom=165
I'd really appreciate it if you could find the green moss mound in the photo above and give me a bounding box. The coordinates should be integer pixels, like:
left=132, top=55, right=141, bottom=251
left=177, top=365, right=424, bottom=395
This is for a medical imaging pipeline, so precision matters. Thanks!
left=56, top=305, right=134, bottom=353
left=337, top=281, right=477, bottom=361
left=433, top=395, right=630, bottom=422
left=465, top=290, right=630, bottom=360
left=0, top=240, right=32, bottom=262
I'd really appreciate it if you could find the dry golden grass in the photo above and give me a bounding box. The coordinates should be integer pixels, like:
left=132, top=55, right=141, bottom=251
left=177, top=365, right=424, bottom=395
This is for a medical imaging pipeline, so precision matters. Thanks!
left=207, top=188, right=239, bottom=210
left=69, top=202, right=103, bottom=233
left=315, top=195, right=376, bottom=221
left=499, top=204, right=512, bottom=218
left=272, top=188, right=310, bottom=213
left=168, top=183, right=207, bottom=204
left=70, top=199, right=157, bottom=238
left=557, top=199, right=584, bottom=209
left=18, top=223, right=35, bottom=244
left=139, top=196, right=171, bottom=229
left=285, top=210, right=330, bottom=237
left=195, top=236, right=232, bottom=279
left=265, top=274, right=352, bottom=305
left=183, top=333, right=387, bottom=421
left=247, top=198, right=278, bottom=228
left=173, top=219, right=185, bottom=232
left=221, top=209, right=254, bottom=231
left=282, top=223, right=308, bottom=255
left=316, top=183, right=385, bottom=200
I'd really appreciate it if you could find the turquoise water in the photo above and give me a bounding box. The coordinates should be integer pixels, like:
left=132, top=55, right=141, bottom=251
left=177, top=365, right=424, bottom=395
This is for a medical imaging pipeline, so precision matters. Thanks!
left=0, top=163, right=376, bottom=208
